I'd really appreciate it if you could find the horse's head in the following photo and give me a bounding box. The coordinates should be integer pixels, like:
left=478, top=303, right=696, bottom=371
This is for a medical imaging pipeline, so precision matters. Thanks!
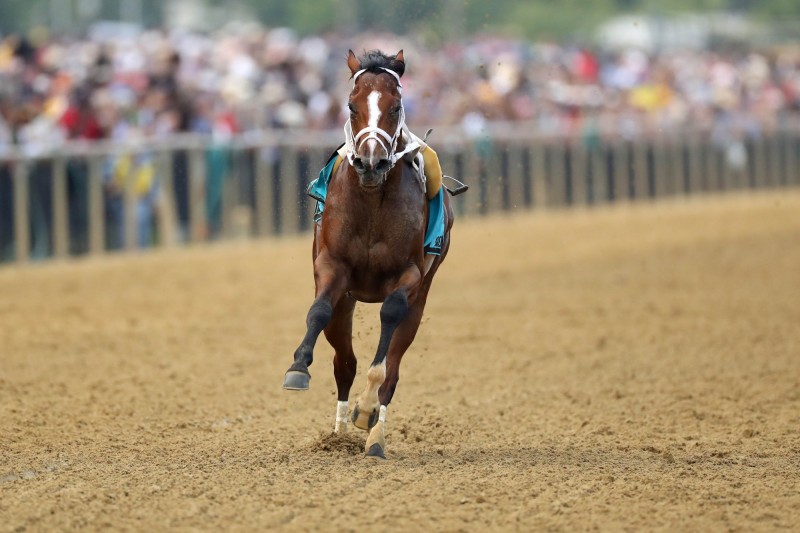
left=345, top=49, right=407, bottom=189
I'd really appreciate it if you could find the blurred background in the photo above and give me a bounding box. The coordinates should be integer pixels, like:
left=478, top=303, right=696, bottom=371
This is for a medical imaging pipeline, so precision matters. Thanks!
left=1, top=0, right=799, bottom=263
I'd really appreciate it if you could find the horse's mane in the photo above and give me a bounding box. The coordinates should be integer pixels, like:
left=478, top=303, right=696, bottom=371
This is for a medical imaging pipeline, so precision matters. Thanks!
left=353, top=50, right=405, bottom=78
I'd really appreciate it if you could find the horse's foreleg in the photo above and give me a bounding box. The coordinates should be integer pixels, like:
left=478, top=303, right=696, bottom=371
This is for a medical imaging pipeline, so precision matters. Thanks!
left=379, top=252, right=443, bottom=407
left=361, top=276, right=431, bottom=457
left=352, top=267, right=420, bottom=433
left=351, top=290, right=409, bottom=430
left=379, top=292, right=427, bottom=406
left=282, top=298, right=333, bottom=390
left=360, top=296, right=425, bottom=459
left=283, top=257, right=348, bottom=391
left=366, top=249, right=446, bottom=456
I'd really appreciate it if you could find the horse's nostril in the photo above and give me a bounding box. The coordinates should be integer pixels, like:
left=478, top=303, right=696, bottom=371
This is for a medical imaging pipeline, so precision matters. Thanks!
left=375, top=159, right=390, bottom=173
left=353, top=158, right=365, bottom=172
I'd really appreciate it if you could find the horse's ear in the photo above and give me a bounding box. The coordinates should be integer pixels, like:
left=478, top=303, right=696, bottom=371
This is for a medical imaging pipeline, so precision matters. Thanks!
left=393, top=50, right=406, bottom=78
left=347, top=50, right=360, bottom=76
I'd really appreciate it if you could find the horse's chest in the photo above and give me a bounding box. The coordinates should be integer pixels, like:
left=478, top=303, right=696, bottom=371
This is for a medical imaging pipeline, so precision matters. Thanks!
left=325, top=185, right=425, bottom=284
left=340, top=203, right=422, bottom=248
left=345, top=230, right=409, bottom=271
left=335, top=214, right=417, bottom=279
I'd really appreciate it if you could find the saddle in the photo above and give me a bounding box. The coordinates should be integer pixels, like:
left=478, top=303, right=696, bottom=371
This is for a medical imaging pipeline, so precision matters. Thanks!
left=408, top=128, right=468, bottom=198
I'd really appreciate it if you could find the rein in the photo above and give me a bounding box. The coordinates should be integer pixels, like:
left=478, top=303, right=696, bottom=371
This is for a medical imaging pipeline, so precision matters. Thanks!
left=344, top=67, right=421, bottom=170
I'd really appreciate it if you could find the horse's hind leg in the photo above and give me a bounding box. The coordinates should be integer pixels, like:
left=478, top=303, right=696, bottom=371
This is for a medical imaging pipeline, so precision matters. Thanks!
left=324, top=295, right=357, bottom=432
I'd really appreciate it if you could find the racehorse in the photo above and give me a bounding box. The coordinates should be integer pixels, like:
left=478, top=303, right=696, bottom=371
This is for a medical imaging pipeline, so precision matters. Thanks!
left=282, top=50, right=455, bottom=458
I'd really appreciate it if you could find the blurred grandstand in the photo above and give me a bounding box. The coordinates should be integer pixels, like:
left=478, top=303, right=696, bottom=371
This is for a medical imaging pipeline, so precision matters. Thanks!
left=0, top=0, right=799, bottom=263
left=1, top=23, right=798, bottom=149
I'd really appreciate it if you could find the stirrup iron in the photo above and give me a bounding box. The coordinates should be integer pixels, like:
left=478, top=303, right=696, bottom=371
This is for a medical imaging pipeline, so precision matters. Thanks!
left=443, top=175, right=469, bottom=196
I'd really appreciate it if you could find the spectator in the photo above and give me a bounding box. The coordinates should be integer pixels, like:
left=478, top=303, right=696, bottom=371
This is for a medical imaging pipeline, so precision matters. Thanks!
left=1, top=26, right=798, bottom=257
left=0, top=28, right=797, bottom=148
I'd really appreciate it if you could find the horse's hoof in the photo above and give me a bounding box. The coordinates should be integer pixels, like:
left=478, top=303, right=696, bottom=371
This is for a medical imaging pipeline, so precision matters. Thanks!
left=365, top=443, right=386, bottom=459
left=282, top=370, right=310, bottom=391
left=351, top=404, right=379, bottom=430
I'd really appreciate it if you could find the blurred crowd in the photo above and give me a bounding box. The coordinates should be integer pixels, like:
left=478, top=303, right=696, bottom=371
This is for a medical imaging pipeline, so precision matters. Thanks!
left=1, top=26, right=799, bottom=260
left=1, top=25, right=800, bottom=151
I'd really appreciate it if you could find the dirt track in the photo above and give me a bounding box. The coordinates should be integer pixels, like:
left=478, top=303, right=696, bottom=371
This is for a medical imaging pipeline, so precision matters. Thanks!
left=2, top=192, right=800, bottom=532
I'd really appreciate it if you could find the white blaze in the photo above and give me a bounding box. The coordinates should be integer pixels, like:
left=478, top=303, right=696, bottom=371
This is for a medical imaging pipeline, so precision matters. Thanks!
left=366, top=91, right=382, bottom=160
left=367, top=90, right=382, bottom=128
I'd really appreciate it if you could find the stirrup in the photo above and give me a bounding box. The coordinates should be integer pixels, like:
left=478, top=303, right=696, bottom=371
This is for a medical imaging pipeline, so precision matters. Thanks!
left=443, top=175, right=469, bottom=196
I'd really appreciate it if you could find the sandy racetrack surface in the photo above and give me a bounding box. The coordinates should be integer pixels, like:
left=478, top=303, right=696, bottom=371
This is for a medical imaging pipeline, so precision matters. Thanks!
left=2, top=192, right=799, bottom=531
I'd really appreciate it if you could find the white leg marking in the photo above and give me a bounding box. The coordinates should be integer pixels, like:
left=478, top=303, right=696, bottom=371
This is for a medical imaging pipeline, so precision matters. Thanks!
left=354, top=360, right=387, bottom=430
left=365, top=405, right=388, bottom=452
left=334, top=400, right=348, bottom=433
left=365, top=359, right=387, bottom=398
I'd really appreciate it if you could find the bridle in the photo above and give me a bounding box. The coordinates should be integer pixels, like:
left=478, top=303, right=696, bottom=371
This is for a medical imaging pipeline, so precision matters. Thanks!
left=344, top=67, right=420, bottom=171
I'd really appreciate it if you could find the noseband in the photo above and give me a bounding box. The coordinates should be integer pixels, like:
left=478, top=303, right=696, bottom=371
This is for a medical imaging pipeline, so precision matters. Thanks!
left=344, top=67, right=420, bottom=170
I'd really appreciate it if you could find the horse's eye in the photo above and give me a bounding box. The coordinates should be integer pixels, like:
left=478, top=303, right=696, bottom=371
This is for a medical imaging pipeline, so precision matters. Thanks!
left=348, top=103, right=356, bottom=114
left=390, top=106, right=401, bottom=116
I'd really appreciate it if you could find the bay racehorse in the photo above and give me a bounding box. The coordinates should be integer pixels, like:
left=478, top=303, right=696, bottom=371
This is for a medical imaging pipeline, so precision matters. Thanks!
left=282, top=50, right=455, bottom=458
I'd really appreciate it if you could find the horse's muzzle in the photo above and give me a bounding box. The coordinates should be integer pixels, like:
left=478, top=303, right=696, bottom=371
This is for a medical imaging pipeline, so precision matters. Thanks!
left=353, top=157, right=391, bottom=188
